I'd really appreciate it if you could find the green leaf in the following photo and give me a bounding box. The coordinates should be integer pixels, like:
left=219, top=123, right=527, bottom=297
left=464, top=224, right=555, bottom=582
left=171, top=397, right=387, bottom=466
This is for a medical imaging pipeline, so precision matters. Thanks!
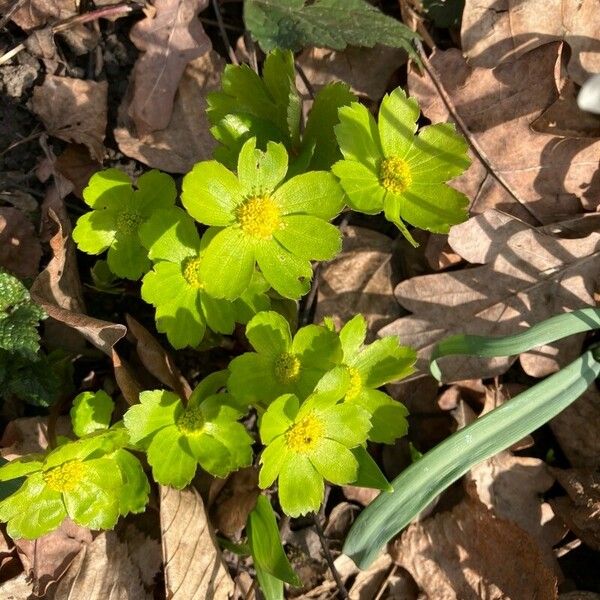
left=247, top=495, right=301, bottom=587
left=244, top=0, right=420, bottom=61
left=70, top=390, right=115, bottom=437
left=246, top=311, right=292, bottom=357
left=238, top=139, right=289, bottom=196
left=343, top=340, right=600, bottom=568
left=82, top=168, right=132, bottom=209
left=260, top=394, right=299, bottom=444
left=352, top=446, right=392, bottom=491
left=275, top=216, right=341, bottom=261
left=147, top=427, right=197, bottom=488
left=278, top=453, right=324, bottom=517
left=139, top=208, right=199, bottom=263
left=335, top=102, right=383, bottom=170
left=378, top=87, right=419, bottom=157
left=112, top=449, right=150, bottom=515
left=309, top=438, right=358, bottom=484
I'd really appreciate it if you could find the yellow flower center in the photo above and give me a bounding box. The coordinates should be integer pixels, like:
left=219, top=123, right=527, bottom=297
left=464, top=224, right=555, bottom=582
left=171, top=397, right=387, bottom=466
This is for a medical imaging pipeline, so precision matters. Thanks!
left=379, top=156, right=412, bottom=194
left=182, top=256, right=204, bottom=289
left=236, top=195, right=282, bottom=239
left=176, top=406, right=205, bottom=435
left=346, top=367, right=363, bottom=401
left=117, top=210, right=143, bottom=234
left=274, top=352, right=301, bottom=384
left=43, top=460, right=86, bottom=492
left=286, top=415, right=324, bottom=453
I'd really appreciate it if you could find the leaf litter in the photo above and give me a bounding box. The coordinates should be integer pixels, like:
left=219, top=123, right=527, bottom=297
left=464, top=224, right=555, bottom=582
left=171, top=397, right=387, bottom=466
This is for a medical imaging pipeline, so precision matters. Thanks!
left=0, top=0, right=600, bottom=596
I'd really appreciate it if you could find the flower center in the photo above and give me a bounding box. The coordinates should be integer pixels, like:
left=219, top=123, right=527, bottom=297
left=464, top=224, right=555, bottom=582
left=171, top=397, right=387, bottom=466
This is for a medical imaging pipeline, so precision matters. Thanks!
left=379, top=156, right=412, bottom=194
left=346, top=367, right=363, bottom=401
left=274, top=353, right=301, bottom=384
left=286, top=415, right=324, bottom=453
left=236, top=196, right=282, bottom=239
left=117, top=210, right=143, bottom=234
left=182, top=256, right=204, bottom=289
left=176, top=406, right=205, bottom=435
left=43, top=460, right=86, bottom=492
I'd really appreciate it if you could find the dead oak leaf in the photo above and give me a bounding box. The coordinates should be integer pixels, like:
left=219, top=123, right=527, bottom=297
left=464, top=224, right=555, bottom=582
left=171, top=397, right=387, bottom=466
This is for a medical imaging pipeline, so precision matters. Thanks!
left=128, top=0, right=211, bottom=135
left=0, top=207, right=41, bottom=279
left=32, top=76, right=107, bottom=161
left=380, top=209, right=600, bottom=381
left=461, top=0, right=600, bottom=84
left=390, top=496, right=558, bottom=600
left=408, top=43, right=600, bottom=225
left=0, top=0, right=77, bottom=30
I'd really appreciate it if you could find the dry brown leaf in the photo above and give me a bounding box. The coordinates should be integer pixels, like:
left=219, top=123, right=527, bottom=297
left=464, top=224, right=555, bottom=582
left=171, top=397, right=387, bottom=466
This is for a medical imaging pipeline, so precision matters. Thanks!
left=16, top=519, right=92, bottom=597
left=0, top=207, right=41, bottom=278
left=315, top=226, right=400, bottom=334
left=115, top=51, right=223, bottom=173
left=52, top=531, right=148, bottom=599
left=391, top=496, right=558, bottom=600
left=342, top=485, right=380, bottom=507
left=121, top=524, right=162, bottom=589
left=560, top=593, right=600, bottom=600
left=112, top=350, right=144, bottom=406
left=0, top=572, right=32, bottom=599
left=160, top=486, right=234, bottom=599
left=296, top=45, right=406, bottom=102
left=31, top=210, right=126, bottom=355
left=0, top=416, right=71, bottom=460
left=1, top=0, right=77, bottom=30
left=125, top=314, right=192, bottom=401
left=55, top=144, right=102, bottom=200
left=461, top=0, right=600, bottom=84
left=408, top=43, right=600, bottom=225
left=210, top=467, right=259, bottom=538
left=549, top=468, right=600, bottom=551
left=380, top=209, right=600, bottom=381
left=32, top=76, right=107, bottom=161
left=550, top=388, right=600, bottom=469
left=128, top=0, right=211, bottom=135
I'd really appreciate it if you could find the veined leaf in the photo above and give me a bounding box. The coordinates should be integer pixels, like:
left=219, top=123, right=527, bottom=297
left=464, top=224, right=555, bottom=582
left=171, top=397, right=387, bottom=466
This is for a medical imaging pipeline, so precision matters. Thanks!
left=343, top=310, right=600, bottom=568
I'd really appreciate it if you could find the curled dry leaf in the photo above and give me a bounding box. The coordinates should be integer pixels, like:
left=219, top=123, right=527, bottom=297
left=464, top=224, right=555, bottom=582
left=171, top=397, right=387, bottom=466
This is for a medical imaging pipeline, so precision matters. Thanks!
left=296, top=45, right=407, bottom=102
left=31, top=76, right=108, bottom=162
left=461, top=0, right=600, bottom=84
left=53, top=531, right=148, bottom=599
left=0, top=207, right=41, bottom=279
left=408, top=43, right=600, bottom=225
left=315, top=226, right=401, bottom=334
left=112, top=350, right=144, bottom=406
left=380, top=209, right=600, bottom=380
left=550, top=388, right=600, bottom=469
left=15, top=519, right=92, bottom=597
left=549, top=468, right=600, bottom=551
left=128, top=0, right=211, bottom=135
left=115, top=51, right=223, bottom=173
left=390, top=496, right=558, bottom=600
left=160, top=486, right=234, bottom=599
left=0, top=0, right=77, bottom=30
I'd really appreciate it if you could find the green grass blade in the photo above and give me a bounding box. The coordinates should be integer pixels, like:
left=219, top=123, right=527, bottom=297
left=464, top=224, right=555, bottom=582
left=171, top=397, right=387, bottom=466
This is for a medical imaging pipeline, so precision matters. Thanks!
left=343, top=348, right=600, bottom=568
left=431, top=308, right=600, bottom=380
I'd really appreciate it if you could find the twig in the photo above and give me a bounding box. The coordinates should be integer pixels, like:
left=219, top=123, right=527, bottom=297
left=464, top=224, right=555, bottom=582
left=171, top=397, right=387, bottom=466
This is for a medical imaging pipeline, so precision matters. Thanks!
left=200, top=16, right=242, bottom=32
left=211, top=0, right=238, bottom=65
left=0, top=129, right=43, bottom=158
left=0, top=0, right=27, bottom=30
left=414, top=40, right=542, bottom=225
left=299, top=263, right=321, bottom=327
left=312, top=513, right=349, bottom=600
left=295, top=62, right=315, bottom=100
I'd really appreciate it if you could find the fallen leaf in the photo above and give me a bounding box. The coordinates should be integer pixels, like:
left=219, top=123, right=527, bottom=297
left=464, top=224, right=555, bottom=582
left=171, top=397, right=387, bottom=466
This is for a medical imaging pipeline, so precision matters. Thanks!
left=55, top=144, right=102, bottom=200
left=32, top=76, right=108, bottom=161
left=408, top=43, right=600, bottom=224
left=128, top=0, right=211, bottom=135
left=315, top=226, right=401, bottom=334
left=461, top=0, right=600, bottom=84
left=31, top=210, right=127, bottom=355
left=160, top=486, right=234, bottom=599
left=323, top=502, right=358, bottom=541
left=112, top=350, right=144, bottom=406
left=53, top=531, right=148, bottom=599
left=380, top=209, right=600, bottom=380
left=0, top=572, right=32, bottom=599
left=390, top=496, right=558, bottom=600
left=296, top=45, right=407, bottom=102
left=560, top=593, right=600, bottom=600
left=115, top=51, right=223, bottom=173
left=0, top=207, right=41, bottom=278
left=0, top=416, right=71, bottom=460
left=549, top=468, right=600, bottom=551
left=1, top=0, right=77, bottom=30
left=125, top=314, right=192, bottom=401
left=121, top=524, right=162, bottom=589
left=0, top=528, right=21, bottom=584
left=342, top=485, right=379, bottom=507
left=15, top=519, right=92, bottom=597
left=550, top=388, right=600, bottom=469
left=210, top=467, right=260, bottom=538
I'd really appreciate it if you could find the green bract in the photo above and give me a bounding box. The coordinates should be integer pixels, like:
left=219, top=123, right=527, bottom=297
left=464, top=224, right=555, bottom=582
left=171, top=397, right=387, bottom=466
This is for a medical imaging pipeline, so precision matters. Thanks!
left=139, top=208, right=270, bottom=348
left=181, top=138, right=345, bottom=300
left=259, top=391, right=371, bottom=517
left=332, top=87, right=470, bottom=245
left=72, top=168, right=178, bottom=280
left=335, top=315, right=416, bottom=444
left=0, top=391, right=149, bottom=539
left=227, top=311, right=342, bottom=407
left=207, top=48, right=355, bottom=172
left=123, top=372, right=253, bottom=487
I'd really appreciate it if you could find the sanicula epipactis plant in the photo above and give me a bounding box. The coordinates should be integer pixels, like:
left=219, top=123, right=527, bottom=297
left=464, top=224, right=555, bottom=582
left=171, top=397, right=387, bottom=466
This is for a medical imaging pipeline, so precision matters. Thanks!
left=1, top=48, right=469, bottom=589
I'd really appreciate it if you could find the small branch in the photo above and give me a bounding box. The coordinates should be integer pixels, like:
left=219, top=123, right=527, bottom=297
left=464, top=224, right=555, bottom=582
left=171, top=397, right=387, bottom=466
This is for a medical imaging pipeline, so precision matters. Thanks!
left=295, top=62, right=315, bottom=100
left=299, top=263, right=321, bottom=327
left=312, top=513, right=349, bottom=600
left=211, top=0, right=238, bottom=65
